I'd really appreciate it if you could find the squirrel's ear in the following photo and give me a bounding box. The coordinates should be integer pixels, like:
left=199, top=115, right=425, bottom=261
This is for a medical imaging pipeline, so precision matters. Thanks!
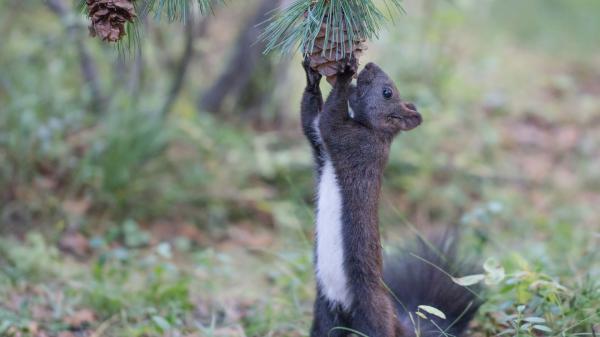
left=357, top=63, right=377, bottom=94
left=358, top=71, right=376, bottom=86
left=359, top=74, right=375, bottom=85
left=357, top=76, right=374, bottom=98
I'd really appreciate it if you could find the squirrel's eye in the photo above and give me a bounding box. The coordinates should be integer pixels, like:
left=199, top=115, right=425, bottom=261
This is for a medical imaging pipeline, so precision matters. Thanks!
left=382, top=87, right=393, bottom=99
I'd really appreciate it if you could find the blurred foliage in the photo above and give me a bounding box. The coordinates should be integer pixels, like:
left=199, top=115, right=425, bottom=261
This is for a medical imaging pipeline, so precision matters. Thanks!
left=1, top=0, right=599, bottom=336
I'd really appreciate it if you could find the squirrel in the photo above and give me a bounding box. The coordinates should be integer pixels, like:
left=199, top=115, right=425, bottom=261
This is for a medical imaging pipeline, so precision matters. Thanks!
left=301, top=56, right=481, bottom=337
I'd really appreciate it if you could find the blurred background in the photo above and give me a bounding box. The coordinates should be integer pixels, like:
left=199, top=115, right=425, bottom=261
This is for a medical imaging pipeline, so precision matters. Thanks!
left=1, top=0, right=599, bottom=336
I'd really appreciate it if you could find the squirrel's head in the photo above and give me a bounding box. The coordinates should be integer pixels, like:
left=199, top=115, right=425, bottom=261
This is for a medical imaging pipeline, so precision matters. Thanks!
left=349, top=62, right=422, bottom=138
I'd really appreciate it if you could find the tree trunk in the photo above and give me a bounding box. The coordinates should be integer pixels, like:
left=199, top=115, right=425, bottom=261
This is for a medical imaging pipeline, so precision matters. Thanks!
left=160, top=15, right=209, bottom=117
left=198, top=0, right=280, bottom=115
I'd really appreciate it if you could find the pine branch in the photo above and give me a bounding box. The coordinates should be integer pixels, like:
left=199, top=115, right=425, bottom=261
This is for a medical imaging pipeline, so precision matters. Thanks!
left=260, top=0, right=404, bottom=57
left=140, top=0, right=222, bottom=21
left=79, top=0, right=223, bottom=48
left=79, top=0, right=222, bottom=20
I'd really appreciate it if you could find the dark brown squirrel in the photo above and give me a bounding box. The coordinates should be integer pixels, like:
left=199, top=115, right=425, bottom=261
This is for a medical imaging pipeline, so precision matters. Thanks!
left=301, top=57, right=481, bottom=337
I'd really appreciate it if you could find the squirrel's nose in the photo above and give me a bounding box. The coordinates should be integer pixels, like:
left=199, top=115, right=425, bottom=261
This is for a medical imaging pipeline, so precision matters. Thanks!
left=405, top=102, right=417, bottom=112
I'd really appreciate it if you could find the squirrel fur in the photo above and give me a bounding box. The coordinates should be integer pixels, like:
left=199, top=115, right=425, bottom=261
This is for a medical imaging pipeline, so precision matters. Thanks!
left=300, top=57, right=481, bottom=337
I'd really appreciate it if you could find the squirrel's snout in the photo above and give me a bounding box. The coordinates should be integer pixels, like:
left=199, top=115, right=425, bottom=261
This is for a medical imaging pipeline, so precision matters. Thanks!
left=404, top=102, right=417, bottom=112
left=395, top=102, right=422, bottom=131
left=401, top=102, right=419, bottom=115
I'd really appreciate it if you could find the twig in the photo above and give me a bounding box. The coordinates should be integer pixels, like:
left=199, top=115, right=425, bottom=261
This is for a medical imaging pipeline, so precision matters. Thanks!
left=128, top=47, right=144, bottom=105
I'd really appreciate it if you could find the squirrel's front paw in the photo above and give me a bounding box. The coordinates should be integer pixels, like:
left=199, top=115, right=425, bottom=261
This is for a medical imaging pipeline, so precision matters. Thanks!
left=337, top=55, right=358, bottom=81
left=303, top=55, right=322, bottom=88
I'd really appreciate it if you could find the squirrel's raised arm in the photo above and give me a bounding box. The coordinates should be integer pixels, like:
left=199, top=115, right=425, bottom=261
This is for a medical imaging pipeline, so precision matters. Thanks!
left=321, top=59, right=357, bottom=126
left=301, top=57, right=325, bottom=169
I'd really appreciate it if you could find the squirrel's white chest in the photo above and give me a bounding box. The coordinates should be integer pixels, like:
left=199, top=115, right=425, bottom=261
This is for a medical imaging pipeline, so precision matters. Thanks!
left=315, top=159, right=352, bottom=309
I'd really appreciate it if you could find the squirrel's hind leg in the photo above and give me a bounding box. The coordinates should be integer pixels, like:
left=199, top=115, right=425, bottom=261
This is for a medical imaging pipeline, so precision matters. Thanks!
left=310, top=296, right=350, bottom=337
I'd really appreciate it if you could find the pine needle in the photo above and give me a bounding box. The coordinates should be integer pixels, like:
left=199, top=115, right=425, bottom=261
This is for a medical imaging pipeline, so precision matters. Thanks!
left=260, top=0, right=404, bottom=57
left=79, top=0, right=223, bottom=51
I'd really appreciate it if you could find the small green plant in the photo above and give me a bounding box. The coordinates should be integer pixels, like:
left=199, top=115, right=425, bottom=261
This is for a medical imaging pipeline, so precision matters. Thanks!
left=497, top=305, right=552, bottom=336
left=0, top=232, right=61, bottom=283
left=478, top=253, right=598, bottom=337
left=77, top=109, right=169, bottom=213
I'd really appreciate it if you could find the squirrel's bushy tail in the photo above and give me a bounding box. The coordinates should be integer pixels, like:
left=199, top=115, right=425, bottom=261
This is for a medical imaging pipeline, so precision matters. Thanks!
left=383, top=235, right=482, bottom=337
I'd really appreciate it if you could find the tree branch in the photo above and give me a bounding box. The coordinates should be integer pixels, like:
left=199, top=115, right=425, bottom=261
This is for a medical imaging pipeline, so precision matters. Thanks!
left=45, top=0, right=106, bottom=114
left=160, top=14, right=208, bottom=117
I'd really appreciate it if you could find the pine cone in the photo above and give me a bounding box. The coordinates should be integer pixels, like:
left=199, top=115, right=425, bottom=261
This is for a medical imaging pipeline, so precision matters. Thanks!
left=87, top=0, right=137, bottom=42
left=306, top=15, right=367, bottom=84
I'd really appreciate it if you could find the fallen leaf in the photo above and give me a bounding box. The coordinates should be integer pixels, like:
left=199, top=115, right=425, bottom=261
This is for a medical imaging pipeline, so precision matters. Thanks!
left=62, top=198, right=91, bottom=218
left=64, top=309, right=96, bottom=328
left=150, top=222, right=207, bottom=245
left=227, top=226, right=273, bottom=249
left=58, top=231, right=90, bottom=257
left=57, top=332, right=76, bottom=337
left=31, top=304, right=53, bottom=321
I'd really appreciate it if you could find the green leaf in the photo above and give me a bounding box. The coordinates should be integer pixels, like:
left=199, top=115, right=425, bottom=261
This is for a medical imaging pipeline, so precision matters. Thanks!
left=483, top=257, right=505, bottom=285
left=524, top=317, right=546, bottom=323
left=418, top=305, right=446, bottom=319
left=451, top=274, right=485, bottom=286
left=485, top=269, right=506, bottom=285
left=156, top=242, right=173, bottom=258
left=415, top=311, right=428, bottom=319
left=532, top=325, right=552, bottom=333
left=483, top=257, right=500, bottom=272
left=497, top=329, right=516, bottom=336
left=520, top=323, right=532, bottom=330
left=0, top=321, right=11, bottom=334
left=152, top=315, right=171, bottom=332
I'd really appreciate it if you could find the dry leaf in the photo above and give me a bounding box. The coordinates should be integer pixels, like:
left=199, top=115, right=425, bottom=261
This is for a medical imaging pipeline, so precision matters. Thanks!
left=59, top=231, right=90, bottom=257
left=64, top=309, right=96, bottom=328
